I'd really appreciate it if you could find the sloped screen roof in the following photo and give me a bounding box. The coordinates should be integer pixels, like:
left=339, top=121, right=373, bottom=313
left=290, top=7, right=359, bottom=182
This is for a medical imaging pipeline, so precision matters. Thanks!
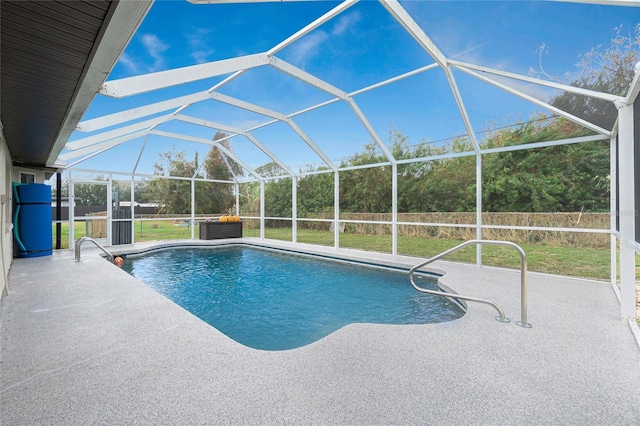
left=58, top=0, right=640, bottom=180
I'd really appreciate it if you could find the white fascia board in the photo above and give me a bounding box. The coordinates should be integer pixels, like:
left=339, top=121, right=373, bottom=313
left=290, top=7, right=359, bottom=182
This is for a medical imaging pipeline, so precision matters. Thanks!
left=173, top=114, right=245, bottom=134
left=150, top=130, right=263, bottom=181
left=444, top=69, right=481, bottom=153
left=269, top=56, right=349, bottom=99
left=267, top=0, right=359, bottom=55
left=100, top=53, right=270, bottom=98
left=379, top=0, right=448, bottom=68
left=66, top=114, right=174, bottom=150
left=210, top=92, right=288, bottom=120
left=50, top=160, right=67, bottom=170
left=457, top=66, right=612, bottom=136
left=449, top=60, right=625, bottom=103
left=286, top=119, right=337, bottom=171
left=243, top=132, right=295, bottom=177
left=77, top=91, right=211, bottom=132
left=47, top=0, right=153, bottom=166
left=59, top=130, right=148, bottom=161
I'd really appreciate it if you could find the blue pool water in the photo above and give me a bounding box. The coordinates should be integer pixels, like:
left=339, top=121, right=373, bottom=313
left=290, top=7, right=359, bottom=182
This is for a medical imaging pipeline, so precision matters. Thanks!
left=122, top=246, right=464, bottom=350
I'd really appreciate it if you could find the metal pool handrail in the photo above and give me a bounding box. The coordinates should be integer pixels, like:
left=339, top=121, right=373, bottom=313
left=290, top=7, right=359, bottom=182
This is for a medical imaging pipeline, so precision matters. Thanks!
left=74, top=237, right=114, bottom=263
left=409, top=239, right=531, bottom=328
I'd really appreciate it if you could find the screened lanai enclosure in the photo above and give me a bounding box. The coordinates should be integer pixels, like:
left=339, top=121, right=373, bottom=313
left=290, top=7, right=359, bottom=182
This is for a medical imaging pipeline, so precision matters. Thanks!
left=51, top=0, right=640, bottom=318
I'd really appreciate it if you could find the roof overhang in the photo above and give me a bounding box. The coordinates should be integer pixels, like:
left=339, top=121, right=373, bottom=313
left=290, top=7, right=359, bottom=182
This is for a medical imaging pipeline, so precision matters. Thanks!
left=0, top=0, right=153, bottom=170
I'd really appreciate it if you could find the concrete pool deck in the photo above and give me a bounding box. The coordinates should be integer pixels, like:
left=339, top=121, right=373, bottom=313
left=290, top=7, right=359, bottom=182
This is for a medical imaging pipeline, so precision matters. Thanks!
left=2, top=238, right=639, bottom=424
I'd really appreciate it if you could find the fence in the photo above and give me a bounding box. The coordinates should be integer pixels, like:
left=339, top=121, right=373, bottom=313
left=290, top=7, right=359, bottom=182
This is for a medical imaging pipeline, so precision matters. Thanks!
left=243, top=212, right=610, bottom=249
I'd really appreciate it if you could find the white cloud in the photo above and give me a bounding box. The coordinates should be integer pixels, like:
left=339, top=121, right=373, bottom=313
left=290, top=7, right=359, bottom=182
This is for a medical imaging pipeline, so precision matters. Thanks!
left=117, top=52, right=140, bottom=74
left=331, top=11, right=361, bottom=36
left=289, top=31, right=329, bottom=66
left=286, top=11, right=361, bottom=66
left=117, top=33, right=169, bottom=74
left=140, top=33, right=169, bottom=71
left=188, top=28, right=210, bottom=47
left=192, top=50, right=215, bottom=64
left=188, top=28, right=215, bottom=64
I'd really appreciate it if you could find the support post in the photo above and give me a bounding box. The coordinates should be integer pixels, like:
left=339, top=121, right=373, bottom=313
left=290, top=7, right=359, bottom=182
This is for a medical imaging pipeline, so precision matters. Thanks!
left=392, top=164, right=398, bottom=256
left=610, top=135, right=617, bottom=289
left=190, top=179, right=195, bottom=240
left=476, top=153, right=483, bottom=266
left=292, top=176, right=297, bottom=243
left=618, top=103, right=636, bottom=319
left=107, top=175, right=113, bottom=246
left=234, top=183, right=240, bottom=216
left=68, top=172, right=74, bottom=248
left=55, top=172, right=62, bottom=250
left=260, top=180, right=265, bottom=239
left=334, top=171, right=340, bottom=249
left=130, top=175, right=136, bottom=244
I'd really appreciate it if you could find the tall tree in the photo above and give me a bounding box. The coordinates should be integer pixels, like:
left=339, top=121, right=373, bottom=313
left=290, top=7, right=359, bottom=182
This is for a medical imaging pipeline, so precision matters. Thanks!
left=54, top=175, right=108, bottom=206
left=204, top=131, right=244, bottom=180
left=147, top=133, right=245, bottom=215
left=257, top=163, right=292, bottom=218
left=197, top=131, right=240, bottom=214
left=340, top=142, right=391, bottom=213
left=147, top=149, right=196, bottom=214
left=481, top=116, right=607, bottom=212
left=297, top=168, right=334, bottom=216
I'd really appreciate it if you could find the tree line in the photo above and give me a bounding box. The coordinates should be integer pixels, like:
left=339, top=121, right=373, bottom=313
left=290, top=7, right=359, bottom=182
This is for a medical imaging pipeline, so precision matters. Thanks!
left=253, top=116, right=608, bottom=218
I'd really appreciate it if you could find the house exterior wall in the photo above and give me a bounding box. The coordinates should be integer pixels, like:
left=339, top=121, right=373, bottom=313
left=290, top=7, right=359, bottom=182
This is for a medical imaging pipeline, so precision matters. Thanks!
left=0, top=126, right=14, bottom=298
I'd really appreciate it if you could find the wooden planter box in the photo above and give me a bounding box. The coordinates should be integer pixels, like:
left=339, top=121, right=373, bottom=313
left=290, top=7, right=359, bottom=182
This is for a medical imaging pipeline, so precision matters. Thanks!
left=199, top=221, right=243, bottom=240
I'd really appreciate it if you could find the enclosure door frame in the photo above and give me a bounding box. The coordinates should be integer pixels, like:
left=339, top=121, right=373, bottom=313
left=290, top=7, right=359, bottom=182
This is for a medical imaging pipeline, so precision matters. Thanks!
left=68, top=177, right=112, bottom=248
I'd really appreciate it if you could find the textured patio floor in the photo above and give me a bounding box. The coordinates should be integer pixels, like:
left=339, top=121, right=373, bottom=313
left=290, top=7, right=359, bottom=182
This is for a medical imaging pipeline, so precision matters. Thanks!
left=2, top=238, right=639, bottom=425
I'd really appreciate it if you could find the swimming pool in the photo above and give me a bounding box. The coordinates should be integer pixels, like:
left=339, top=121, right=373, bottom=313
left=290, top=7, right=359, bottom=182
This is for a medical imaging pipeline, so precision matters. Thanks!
left=122, top=245, right=465, bottom=350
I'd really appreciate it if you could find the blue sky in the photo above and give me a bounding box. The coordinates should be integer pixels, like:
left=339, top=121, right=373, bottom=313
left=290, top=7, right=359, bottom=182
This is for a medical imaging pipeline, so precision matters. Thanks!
left=67, top=0, right=640, bottom=178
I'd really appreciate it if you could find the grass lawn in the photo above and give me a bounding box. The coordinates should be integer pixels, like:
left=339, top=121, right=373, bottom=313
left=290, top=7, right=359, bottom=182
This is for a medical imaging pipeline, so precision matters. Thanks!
left=247, top=227, right=614, bottom=280
left=56, top=220, right=620, bottom=280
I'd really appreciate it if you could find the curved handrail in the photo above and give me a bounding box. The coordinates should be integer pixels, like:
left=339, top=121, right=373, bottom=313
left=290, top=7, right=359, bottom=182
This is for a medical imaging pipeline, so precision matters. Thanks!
left=409, top=239, right=531, bottom=328
left=74, top=237, right=114, bottom=263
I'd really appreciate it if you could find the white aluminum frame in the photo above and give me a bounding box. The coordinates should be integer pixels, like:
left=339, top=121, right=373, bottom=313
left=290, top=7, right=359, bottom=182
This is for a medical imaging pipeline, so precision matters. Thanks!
left=57, top=0, right=638, bottom=320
